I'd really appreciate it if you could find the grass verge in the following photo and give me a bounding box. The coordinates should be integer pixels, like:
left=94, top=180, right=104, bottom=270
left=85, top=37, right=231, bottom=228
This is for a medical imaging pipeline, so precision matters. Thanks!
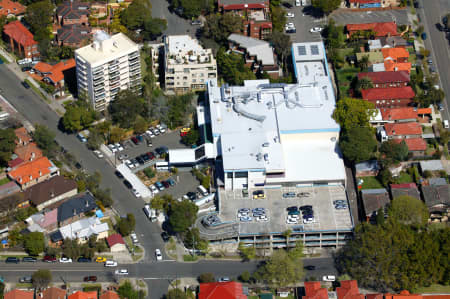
left=414, top=284, right=450, bottom=294
left=25, top=79, right=49, bottom=103
left=183, top=254, right=198, bottom=262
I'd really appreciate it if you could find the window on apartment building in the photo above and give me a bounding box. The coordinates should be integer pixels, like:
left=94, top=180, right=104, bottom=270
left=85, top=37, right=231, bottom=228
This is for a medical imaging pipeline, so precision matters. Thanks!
left=184, top=68, right=189, bottom=73
left=235, top=172, right=248, bottom=178
left=193, top=79, right=196, bottom=83
left=200, top=73, right=204, bottom=77
left=183, top=77, right=187, bottom=80
left=227, top=173, right=233, bottom=178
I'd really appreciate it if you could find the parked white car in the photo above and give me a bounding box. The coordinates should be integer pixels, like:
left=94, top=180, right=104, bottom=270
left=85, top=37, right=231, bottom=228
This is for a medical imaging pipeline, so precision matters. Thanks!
left=286, top=12, right=295, bottom=18
left=132, top=188, right=141, bottom=198
left=105, top=260, right=118, bottom=267
left=115, top=269, right=129, bottom=275
left=155, top=249, right=163, bottom=261
left=149, top=184, right=159, bottom=194
left=114, top=143, right=124, bottom=151
left=286, top=217, right=298, bottom=224
left=323, top=275, right=336, bottom=282
left=93, top=150, right=104, bottom=158
left=59, top=257, right=72, bottom=263
left=310, top=27, right=323, bottom=33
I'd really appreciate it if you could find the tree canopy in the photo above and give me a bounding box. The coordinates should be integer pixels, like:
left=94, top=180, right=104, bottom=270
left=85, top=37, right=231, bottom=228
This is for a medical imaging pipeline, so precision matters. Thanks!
left=25, top=1, right=53, bottom=41
left=339, top=127, right=377, bottom=164
left=268, top=31, right=291, bottom=70
left=217, top=48, right=256, bottom=85
left=23, top=232, right=45, bottom=256
left=333, top=97, right=376, bottom=132
left=169, top=200, right=198, bottom=233
left=389, top=195, right=429, bottom=226
left=32, top=269, right=52, bottom=289
left=33, top=125, right=57, bottom=158
left=165, top=288, right=188, bottom=299
left=380, top=139, right=409, bottom=166
left=61, top=103, right=96, bottom=133
left=0, top=128, right=16, bottom=166
left=203, top=13, right=243, bottom=44
left=120, top=0, right=151, bottom=30
left=109, top=90, right=146, bottom=128
left=311, top=0, right=341, bottom=15
left=118, top=280, right=146, bottom=299
left=117, top=213, right=136, bottom=236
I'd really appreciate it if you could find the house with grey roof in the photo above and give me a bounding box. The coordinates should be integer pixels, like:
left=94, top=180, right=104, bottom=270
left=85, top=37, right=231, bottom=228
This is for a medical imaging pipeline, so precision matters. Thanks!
left=428, top=178, right=447, bottom=186
left=355, top=160, right=380, bottom=177
left=57, top=192, right=97, bottom=226
left=421, top=184, right=450, bottom=214
left=361, top=188, right=390, bottom=220
left=59, top=216, right=108, bottom=243
left=419, top=160, right=444, bottom=173
left=228, top=34, right=280, bottom=78
left=379, top=36, right=409, bottom=48
left=57, top=24, right=92, bottom=48
left=390, top=183, right=421, bottom=201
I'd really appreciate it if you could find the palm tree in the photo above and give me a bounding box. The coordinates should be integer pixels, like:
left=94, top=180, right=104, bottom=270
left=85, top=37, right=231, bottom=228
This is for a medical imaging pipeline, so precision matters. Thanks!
left=283, top=229, right=292, bottom=249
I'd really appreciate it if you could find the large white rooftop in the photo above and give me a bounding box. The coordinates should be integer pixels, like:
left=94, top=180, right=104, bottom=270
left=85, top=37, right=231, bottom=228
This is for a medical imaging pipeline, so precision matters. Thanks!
left=75, top=32, right=138, bottom=65
left=166, top=35, right=206, bottom=55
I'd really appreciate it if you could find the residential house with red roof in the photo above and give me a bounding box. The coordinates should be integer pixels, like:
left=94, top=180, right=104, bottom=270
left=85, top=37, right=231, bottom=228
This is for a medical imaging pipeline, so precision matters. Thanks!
left=303, top=281, right=329, bottom=299
left=390, top=183, right=421, bottom=200
left=383, top=122, right=422, bottom=139
left=41, top=286, right=67, bottom=299
left=68, top=291, right=98, bottom=299
left=380, top=107, right=417, bottom=123
left=99, top=291, right=120, bottom=299
left=199, top=281, right=247, bottom=299
left=346, top=22, right=398, bottom=38
left=33, top=59, right=76, bottom=96
left=357, top=71, right=410, bottom=88
left=4, top=289, right=34, bottom=299
left=107, top=233, right=126, bottom=252
left=14, top=143, right=43, bottom=164
left=394, top=138, right=427, bottom=155
left=0, top=0, right=25, bottom=18
left=361, top=86, right=415, bottom=108
left=14, top=127, right=32, bottom=146
left=337, top=280, right=365, bottom=299
left=7, top=156, right=59, bottom=190
left=3, top=20, right=39, bottom=58
left=217, top=0, right=271, bottom=40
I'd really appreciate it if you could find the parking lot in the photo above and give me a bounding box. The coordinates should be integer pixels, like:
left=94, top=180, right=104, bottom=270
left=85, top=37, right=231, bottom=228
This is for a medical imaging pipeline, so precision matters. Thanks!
left=218, top=186, right=353, bottom=235
left=330, top=9, right=410, bottom=26
left=284, top=3, right=325, bottom=43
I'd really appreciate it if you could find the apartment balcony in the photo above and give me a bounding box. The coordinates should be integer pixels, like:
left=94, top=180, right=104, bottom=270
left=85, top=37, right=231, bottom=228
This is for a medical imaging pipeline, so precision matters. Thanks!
left=109, top=65, right=119, bottom=72
left=129, top=51, right=139, bottom=59
left=94, top=84, right=104, bottom=92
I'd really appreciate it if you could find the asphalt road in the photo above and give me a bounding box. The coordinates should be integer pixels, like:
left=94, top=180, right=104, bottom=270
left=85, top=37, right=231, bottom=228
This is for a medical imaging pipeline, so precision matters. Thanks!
left=418, top=0, right=450, bottom=121
left=149, top=0, right=197, bottom=37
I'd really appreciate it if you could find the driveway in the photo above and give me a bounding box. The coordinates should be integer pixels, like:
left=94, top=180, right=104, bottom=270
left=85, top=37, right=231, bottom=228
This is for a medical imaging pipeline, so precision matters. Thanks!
left=330, top=8, right=410, bottom=26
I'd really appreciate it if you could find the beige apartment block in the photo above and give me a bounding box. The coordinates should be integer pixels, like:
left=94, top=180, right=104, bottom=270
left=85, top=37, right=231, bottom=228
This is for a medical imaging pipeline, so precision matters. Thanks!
left=164, top=35, right=217, bottom=93
left=75, top=31, right=141, bottom=111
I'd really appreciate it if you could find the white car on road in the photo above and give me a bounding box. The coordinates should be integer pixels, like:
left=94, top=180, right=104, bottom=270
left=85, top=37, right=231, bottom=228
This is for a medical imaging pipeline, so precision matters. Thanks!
left=93, top=150, right=104, bottom=158
left=59, top=257, right=72, bottom=263
left=149, top=184, right=159, bottom=194
left=323, top=275, right=336, bottom=282
left=105, top=260, right=118, bottom=267
left=132, top=188, right=141, bottom=198
left=310, top=27, right=323, bottom=33
left=286, top=12, right=295, bottom=18
left=115, top=269, right=129, bottom=275
left=155, top=249, right=163, bottom=261
left=285, top=22, right=295, bottom=28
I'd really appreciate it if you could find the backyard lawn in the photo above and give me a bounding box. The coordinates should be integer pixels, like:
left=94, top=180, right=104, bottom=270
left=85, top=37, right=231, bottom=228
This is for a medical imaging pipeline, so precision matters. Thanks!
left=336, top=67, right=359, bottom=97
left=359, top=176, right=383, bottom=190
left=415, top=284, right=450, bottom=294
left=393, top=172, right=414, bottom=184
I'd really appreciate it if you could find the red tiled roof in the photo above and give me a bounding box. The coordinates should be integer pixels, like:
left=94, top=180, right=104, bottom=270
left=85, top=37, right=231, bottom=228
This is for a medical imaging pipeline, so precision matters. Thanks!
left=5, top=289, right=34, bottom=299
left=381, top=47, right=409, bottom=60
left=222, top=3, right=266, bottom=9
left=337, top=281, right=365, bottom=299
left=384, top=60, right=411, bottom=72
left=34, top=59, right=76, bottom=84
left=14, top=127, right=32, bottom=145
left=8, top=157, right=24, bottom=168
left=42, top=287, right=67, bottom=299
left=99, top=291, right=119, bottom=299
left=394, top=138, right=427, bottom=151
left=14, top=142, right=43, bottom=162
left=199, top=282, right=247, bottom=299
left=349, top=0, right=380, bottom=3
left=390, top=183, right=418, bottom=189
left=3, top=21, right=37, bottom=47
left=361, top=86, right=415, bottom=100
left=107, top=233, right=125, bottom=247
left=8, top=156, right=53, bottom=185
left=380, top=108, right=417, bottom=121
left=357, top=71, right=410, bottom=84
left=417, top=108, right=432, bottom=114
left=68, top=291, right=98, bottom=299
left=303, top=282, right=329, bottom=299
left=0, top=0, right=25, bottom=16
left=346, top=22, right=398, bottom=37
left=34, top=62, right=54, bottom=73
left=384, top=122, right=422, bottom=136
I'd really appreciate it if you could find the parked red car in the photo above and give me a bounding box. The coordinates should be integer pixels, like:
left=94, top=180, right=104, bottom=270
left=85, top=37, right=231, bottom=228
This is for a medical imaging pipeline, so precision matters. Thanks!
left=84, top=276, right=97, bottom=282
left=43, top=255, right=56, bottom=263
left=131, top=136, right=139, bottom=144
left=147, top=152, right=155, bottom=160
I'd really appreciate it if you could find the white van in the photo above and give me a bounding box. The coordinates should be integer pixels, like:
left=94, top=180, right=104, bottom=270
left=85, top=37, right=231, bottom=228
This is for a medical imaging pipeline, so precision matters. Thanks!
left=155, top=161, right=169, bottom=171
left=301, top=0, right=306, bottom=5
left=143, top=204, right=157, bottom=222
left=444, top=120, right=449, bottom=129
left=197, top=185, right=209, bottom=197
left=295, top=0, right=300, bottom=6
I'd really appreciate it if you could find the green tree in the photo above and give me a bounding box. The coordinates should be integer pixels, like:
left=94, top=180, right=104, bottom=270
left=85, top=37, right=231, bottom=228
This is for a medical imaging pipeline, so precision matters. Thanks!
left=183, top=228, right=208, bottom=251
left=203, top=13, right=243, bottom=44
left=109, top=127, right=127, bottom=143
left=165, top=288, right=188, bottom=299
left=32, top=269, right=52, bottom=289
left=120, top=0, right=151, bottom=30
left=324, top=19, right=345, bottom=50
left=217, top=48, right=256, bottom=85
left=380, top=140, right=409, bottom=165
left=198, top=272, right=215, bottom=283
left=376, top=207, right=385, bottom=226
left=0, top=15, right=6, bottom=34
left=150, top=195, right=165, bottom=211
left=62, top=238, right=81, bottom=259
left=255, top=244, right=304, bottom=288
left=133, top=115, right=148, bottom=134
left=23, top=232, right=45, bottom=256
left=389, top=195, right=428, bottom=226
left=270, top=6, right=287, bottom=32
left=0, top=128, right=16, bottom=166
left=378, top=168, right=393, bottom=187
left=93, top=188, right=113, bottom=208
left=143, top=18, right=167, bottom=41
left=109, top=90, right=146, bottom=128
left=167, top=93, right=195, bottom=129
left=0, top=281, right=4, bottom=299
left=358, top=55, right=370, bottom=71
left=175, top=0, right=213, bottom=18
left=339, top=127, right=377, bottom=164
left=118, top=280, right=146, bottom=299
left=239, top=271, right=251, bottom=282
left=117, top=213, right=136, bottom=236
left=268, top=31, right=291, bottom=71
left=238, top=242, right=256, bottom=261
left=181, top=129, right=199, bottom=146
left=333, top=97, right=375, bottom=131
left=356, top=77, right=373, bottom=92
left=25, top=1, right=53, bottom=41
left=168, top=200, right=198, bottom=233
left=61, top=104, right=96, bottom=132
left=33, top=125, right=57, bottom=157
left=311, top=0, right=341, bottom=15
left=86, top=130, right=104, bottom=150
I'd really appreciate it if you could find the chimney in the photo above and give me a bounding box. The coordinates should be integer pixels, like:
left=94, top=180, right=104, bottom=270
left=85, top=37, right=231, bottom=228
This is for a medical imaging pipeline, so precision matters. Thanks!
left=39, top=170, right=42, bottom=176
left=50, top=189, right=55, bottom=198
left=73, top=208, right=77, bottom=216
left=30, top=152, right=35, bottom=161
left=85, top=200, right=89, bottom=207
left=29, top=175, right=32, bottom=180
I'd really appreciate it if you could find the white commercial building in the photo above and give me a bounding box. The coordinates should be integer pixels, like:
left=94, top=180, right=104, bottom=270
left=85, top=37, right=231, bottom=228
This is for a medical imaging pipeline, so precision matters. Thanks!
left=201, top=42, right=345, bottom=190
left=75, top=31, right=141, bottom=111
left=164, top=35, right=217, bottom=93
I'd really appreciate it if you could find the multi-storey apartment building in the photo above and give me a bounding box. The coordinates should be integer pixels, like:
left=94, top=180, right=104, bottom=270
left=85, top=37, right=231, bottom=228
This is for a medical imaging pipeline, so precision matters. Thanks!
left=75, top=31, right=141, bottom=111
left=164, top=35, right=217, bottom=93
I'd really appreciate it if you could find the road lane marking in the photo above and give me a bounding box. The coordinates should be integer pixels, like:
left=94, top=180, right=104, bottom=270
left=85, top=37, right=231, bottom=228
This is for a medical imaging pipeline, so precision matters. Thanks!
left=0, top=269, right=105, bottom=272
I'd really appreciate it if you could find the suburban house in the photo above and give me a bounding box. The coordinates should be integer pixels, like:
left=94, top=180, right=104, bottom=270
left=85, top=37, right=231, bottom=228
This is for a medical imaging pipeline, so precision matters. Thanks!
left=379, top=36, right=409, bottom=48
left=303, top=281, right=331, bottom=299
left=217, top=0, right=272, bottom=40
left=57, top=192, right=97, bottom=226
left=419, top=160, right=444, bottom=173
left=383, top=122, right=422, bottom=139
left=228, top=34, right=280, bottom=78
left=55, top=1, right=90, bottom=26
left=33, top=59, right=76, bottom=95
left=4, top=289, right=34, bottom=299
left=390, top=183, right=421, bottom=201
left=346, top=22, right=398, bottom=38
left=394, top=138, right=427, bottom=155
left=24, top=175, right=78, bottom=211
left=56, top=24, right=92, bottom=48
left=68, top=291, right=98, bottom=299
left=25, top=209, right=58, bottom=232
left=106, top=233, right=126, bottom=252
left=3, top=21, right=39, bottom=59
left=41, top=287, right=67, bottom=299
left=361, top=86, right=415, bottom=108
left=337, top=280, right=365, bottom=299
left=59, top=216, right=109, bottom=243
left=199, top=281, right=247, bottom=299
left=355, top=160, right=380, bottom=177
left=7, top=156, right=59, bottom=190
left=358, top=71, right=410, bottom=88
left=14, top=127, right=32, bottom=146
left=356, top=52, right=384, bottom=66
left=367, top=39, right=382, bottom=51
left=360, top=188, right=390, bottom=221
left=0, top=0, right=25, bottom=18
left=99, top=291, right=120, bottom=299
left=380, top=107, right=417, bottom=123
left=421, top=184, right=450, bottom=215
left=381, top=47, right=409, bottom=63
left=0, top=181, right=20, bottom=200
left=13, top=143, right=43, bottom=167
